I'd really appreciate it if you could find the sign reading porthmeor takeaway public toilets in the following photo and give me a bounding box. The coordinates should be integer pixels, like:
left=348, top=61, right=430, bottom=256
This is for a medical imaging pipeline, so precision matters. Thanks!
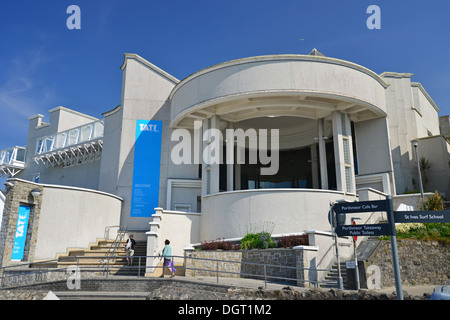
left=130, top=120, right=163, bottom=217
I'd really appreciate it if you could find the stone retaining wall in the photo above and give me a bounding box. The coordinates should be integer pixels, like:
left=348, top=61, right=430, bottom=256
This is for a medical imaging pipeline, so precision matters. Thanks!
left=366, top=240, right=449, bottom=287
left=184, top=248, right=308, bottom=286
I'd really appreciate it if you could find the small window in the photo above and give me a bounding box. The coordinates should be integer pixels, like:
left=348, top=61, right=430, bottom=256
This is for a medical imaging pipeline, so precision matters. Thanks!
left=197, top=196, right=202, bottom=213
left=174, top=204, right=191, bottom=212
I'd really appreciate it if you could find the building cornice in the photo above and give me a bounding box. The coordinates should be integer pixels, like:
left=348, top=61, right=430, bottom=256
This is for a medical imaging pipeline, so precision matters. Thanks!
left=48, top=106, right=99, bottom=121
left=169, top=54, right=391, bottom=101
left=411, top=82, right=440, bottom=112
left=102, top=105, right=121, bottom=117
left=120, top=53, right=179, bottom=85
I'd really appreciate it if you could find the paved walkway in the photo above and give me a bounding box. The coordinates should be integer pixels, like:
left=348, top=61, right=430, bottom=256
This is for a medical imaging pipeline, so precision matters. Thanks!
left=375, top=285, right=436, bottom=297
left=174, top=276, right=436, bottom=297
left=94, top=274, right=437, bottom=297
left=48, top=274, right=438, bottom=300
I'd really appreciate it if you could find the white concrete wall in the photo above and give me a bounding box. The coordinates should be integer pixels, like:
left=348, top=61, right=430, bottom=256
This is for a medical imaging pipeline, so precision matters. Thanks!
left=201, top=189, right=358, bottom=241
left=99, top=54, right=179, bottom=231
left=440, top=116, right=450, bottom=136
left=156, top=210, right=201, bottom=258
left=33, top=185, right=122, bottom=260
left=354, top=117, right=393, bottom=176
left=170, top=55, right=388, bottom=126
left=415, top=136, right=450, bottom=196
left=392, top=192, right=433, bottom=211
left=381, top=73, right=440, bottom=194
left=411, top=83, right=440, bottom=137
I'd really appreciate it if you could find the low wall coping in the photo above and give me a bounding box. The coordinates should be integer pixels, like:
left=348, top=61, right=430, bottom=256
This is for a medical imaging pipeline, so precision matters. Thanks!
left=7, top=178, right=123, bottom=201
left=293, top=245, right=319, bottom=251
left=305, top=230, right=333, bottom=237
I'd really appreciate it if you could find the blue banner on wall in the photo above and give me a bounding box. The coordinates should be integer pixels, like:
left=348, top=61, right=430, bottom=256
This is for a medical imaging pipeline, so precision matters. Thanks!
left=130, top=120, right=163, bottom=217
left=11, top=204, right=31, bottom=261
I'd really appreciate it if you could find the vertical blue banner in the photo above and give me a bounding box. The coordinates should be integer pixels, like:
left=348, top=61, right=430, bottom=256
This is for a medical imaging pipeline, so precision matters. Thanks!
left=130, top=120, right=163, bottom=217
left=11, top=204, right=31, bottom=261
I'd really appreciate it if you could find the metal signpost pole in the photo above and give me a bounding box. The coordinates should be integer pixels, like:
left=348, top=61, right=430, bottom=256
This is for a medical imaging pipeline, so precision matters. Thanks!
left=386, top=195, right=403, bottom=300
left=329, top=205, right=343, bottom=290
left=351, top=218, right=360, bottom=290
left=334, top=228, right=344, bottom=290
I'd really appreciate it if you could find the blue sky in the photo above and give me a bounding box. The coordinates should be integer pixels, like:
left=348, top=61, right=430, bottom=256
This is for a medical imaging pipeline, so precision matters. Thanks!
left=1, top=0, right=449, bottom=152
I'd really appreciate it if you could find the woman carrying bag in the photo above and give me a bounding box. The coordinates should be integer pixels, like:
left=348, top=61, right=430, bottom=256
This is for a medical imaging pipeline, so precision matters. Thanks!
left=160, top=239, right=175, bottom=278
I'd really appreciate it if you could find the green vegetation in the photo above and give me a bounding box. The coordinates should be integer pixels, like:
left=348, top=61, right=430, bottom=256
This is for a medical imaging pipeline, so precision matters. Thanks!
left=380, top=191, right=449, bottom=244
left=240, top=232, right=277, bottom=249
left=419, top=190, right=444, bottom=211
left=394, top=223, right=449, bottom=244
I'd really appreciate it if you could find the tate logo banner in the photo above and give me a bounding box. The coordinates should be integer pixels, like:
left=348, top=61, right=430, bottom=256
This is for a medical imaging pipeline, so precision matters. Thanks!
left=11, top=204, right=31, bottom=261
left=130, top=120, right=163, bottom=217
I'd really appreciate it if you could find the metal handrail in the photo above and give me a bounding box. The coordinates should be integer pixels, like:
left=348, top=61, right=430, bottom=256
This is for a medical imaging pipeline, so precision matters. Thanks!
left=99, top=226, right=128, bottom=269
left=0, top=254, right=336, bottom=289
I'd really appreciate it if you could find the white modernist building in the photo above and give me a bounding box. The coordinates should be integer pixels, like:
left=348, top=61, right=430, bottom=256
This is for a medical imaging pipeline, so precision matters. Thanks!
left=1, top=50, right=449, bottom=270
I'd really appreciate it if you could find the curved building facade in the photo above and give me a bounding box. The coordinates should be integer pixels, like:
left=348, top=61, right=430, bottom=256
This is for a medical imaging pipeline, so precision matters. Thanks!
left=1, top=50, right=448, bottom=262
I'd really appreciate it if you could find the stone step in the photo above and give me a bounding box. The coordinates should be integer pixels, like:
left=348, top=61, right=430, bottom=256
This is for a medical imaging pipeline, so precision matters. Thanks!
left=53, top=291, right=149, bottom=300
left=42, top=239, right=148, bottom=275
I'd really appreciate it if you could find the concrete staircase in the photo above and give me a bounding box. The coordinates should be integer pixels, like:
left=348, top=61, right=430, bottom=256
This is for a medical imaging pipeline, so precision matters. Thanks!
left=54, top=239, right=148, bottom=276
left=321, top=237, right=381, bottom=289
left=322, top=262, right=349, bottom=288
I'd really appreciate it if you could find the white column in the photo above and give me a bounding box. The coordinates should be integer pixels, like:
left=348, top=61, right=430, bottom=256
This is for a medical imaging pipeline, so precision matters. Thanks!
left=311, top=144, right=319, bottom=189
left=226, top=122, right=234, bottom=191
left=332, top=111, right=356, bottom=193
left=318, top=119, right=328, bottom=190
left=145, top=208, right=162, bottom=276
left=202, top=116, right=221, bottom=195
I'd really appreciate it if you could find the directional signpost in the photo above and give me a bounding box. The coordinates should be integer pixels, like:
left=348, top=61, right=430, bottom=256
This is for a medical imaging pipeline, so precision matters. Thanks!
left=394, top=211, right=450, bottom=223
left=335, top=223, right=390, bottom=237
left=333, top=200, right=391, bottom=238
left=332, top=195, right=450, bottom=300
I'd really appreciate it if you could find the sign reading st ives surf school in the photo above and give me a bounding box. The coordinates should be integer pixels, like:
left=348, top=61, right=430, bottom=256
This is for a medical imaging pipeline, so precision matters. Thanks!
left=394, top=211, right=450, bottom=223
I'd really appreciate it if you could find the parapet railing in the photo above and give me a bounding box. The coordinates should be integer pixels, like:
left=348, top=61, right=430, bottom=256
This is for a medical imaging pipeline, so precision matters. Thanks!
left=33, top=119, right=105, bottom=167
left=0, top=146, right=26, bottom=166
left=0, top=146, right=26, bottom=177
left=0, top=254, right=338, bottom=290
left=34, top=119, right=104, bottom=156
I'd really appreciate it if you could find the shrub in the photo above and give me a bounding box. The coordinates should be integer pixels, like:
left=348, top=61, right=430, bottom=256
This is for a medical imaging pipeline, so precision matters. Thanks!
left=419, top=191, right=444, bottom=211
left=278, top=234, right=309, bottom=248
left=381, top=191, right=449, bottom=244
left=240, top=232, right=277, bottom=249
left=200, top=238, right=233, bottom=250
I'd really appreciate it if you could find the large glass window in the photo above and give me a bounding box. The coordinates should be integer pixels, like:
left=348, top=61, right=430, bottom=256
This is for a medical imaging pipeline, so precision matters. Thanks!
left=238, top=147, right=313, bottom=190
